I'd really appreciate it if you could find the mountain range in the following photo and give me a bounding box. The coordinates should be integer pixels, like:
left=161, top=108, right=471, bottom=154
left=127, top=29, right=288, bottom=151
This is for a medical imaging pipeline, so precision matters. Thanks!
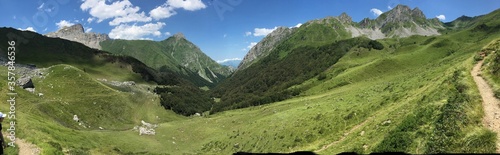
left=215, top=58, right=240, bottom=68
left=1, top=4, right=499, bottom=154
left=239, top=5, right=443, bottom=71
left=44, top=24, right=232, bottom=87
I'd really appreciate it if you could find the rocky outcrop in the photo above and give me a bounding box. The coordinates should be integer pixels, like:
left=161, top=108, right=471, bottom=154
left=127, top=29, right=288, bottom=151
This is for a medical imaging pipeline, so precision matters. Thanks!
left=338, top=12, right=353, bottom=24
left=346, top=5, right=442, bottom=39
left=173, top=32, right=185, bottom=40
left=376, top=5, right=422, bottom=24
left=238, top=27, right=294, bottom=71
left=45, top=24, right=109, bottom=49
left=18, top=77, right=34, bottom=89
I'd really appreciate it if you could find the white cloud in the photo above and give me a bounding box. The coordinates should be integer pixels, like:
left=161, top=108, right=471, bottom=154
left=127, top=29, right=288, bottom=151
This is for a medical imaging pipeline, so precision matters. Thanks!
left=388, top=6, right=393, bottom=10
left=38, top=3, right=45, bottom=10
left=18, top=27, right=37, bottom=32
left=87, top=17, right=95, bottom=23
left=55, top=20, right=76, bottom=29
left=216, top=58, right=242, bottom=63
left=253, top=27, right=277, bottom=37
left=85, top=27, right=93, bottom=33
left=167, top=0, right=206, bottom=11
left=436, top=14, right=446, bottom=21
left=370, top=8, right=383, bottom=17
left=241, top=42, right=258, bottom=51
left=149, top=5, right=176, bottom=20
left=80, top=0, right=151, bottom=25
left=245, top=31, right=252, bottom=36
left=38, top=2, right=53, bottom=12
left=293, top=23, right=302, bottom=28
left=247, top=42, right=257, bottom=49
left=149, top=0, right=206, bottom=20
left=109, top=11, right=151, bottom=26
left=165, top=32, right=171, bottom=36
left=109, top=22, right=166, bottom=40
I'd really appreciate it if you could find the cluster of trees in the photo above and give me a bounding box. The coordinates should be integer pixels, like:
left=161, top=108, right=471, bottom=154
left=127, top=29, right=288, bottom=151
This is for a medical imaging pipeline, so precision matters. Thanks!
left=210, top=37, right=384, bottom=113
left=155, top=85, right=213, bottom=116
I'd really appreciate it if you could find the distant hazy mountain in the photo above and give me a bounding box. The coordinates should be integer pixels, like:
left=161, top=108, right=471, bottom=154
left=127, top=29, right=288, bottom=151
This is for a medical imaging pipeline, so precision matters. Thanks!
left=217, top=58, right=242, bottom=69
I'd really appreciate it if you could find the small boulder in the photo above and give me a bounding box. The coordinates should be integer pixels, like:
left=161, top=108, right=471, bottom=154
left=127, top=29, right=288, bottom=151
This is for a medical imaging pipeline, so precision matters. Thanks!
left=18, top=77, right=35, bottom=89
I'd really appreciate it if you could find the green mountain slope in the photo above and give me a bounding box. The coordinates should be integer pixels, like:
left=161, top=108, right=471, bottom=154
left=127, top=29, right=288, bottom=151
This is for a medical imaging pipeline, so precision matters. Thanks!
left=0, top=5, right=499, bottom=155
left=212, top=37, right=383, bottom=112
left=2, top=16, right=497, bottom=153
left=100, top=33, right=232, bottom=87
left=0, top=28, right=184, bottom=86
left=481, top=39, right=500, bottom=98
left=0, top=64, right=186, bottom=154
left=0, top=28, right=215, bottom=116
left=239, top=5, right=444, bottom=72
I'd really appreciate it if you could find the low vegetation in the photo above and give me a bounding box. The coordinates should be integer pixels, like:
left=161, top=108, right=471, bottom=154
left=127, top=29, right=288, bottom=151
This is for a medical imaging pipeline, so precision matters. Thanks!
left=0, top=8, right=499, bottom=155
left=481, top=39, right=500, bottom=98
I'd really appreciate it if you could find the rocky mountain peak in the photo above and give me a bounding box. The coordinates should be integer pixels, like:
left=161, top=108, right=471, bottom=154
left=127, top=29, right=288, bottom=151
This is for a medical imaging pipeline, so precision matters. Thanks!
left=411, top=7, right=426, bottom=19
left=45, top=23, right=109, bottom=50
left=359, top=18, right=372, bottom=28
left=376, top=4, right=431, bottom=25
left=173, top=33, right=185, bottom=39
left=61, top=24, right=84, bottom=33
left=238, top=26, right=294, bottom=70
left=393, top=4, right=412, bottom=13
left=272, top=27, right=290, bottom=34
left=338, top=12, right=353, bottom=24
left=456, top=15, right=473, bottom=21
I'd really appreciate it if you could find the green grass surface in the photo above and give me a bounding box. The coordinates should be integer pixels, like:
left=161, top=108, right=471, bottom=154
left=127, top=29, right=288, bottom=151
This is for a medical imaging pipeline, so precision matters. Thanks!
left=1, top=26, right=498, bottom=154
left=481, top=39, right=500, bottom=98
left=0, top=8, right=499, bottom=155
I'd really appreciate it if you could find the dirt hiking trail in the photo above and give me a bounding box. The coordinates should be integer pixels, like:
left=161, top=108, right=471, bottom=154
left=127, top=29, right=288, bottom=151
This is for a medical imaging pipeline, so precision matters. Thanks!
left=314, top=117, right=371, bottom=153
left=471, top=60, right=500, bottom=153
left=15, top=138, right=40, bottom=155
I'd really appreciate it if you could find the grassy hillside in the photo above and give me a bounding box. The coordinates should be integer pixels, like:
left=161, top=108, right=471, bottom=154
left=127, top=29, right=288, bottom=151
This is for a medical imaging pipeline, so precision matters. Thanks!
left=0, top=7, right=498, bottom=155
left=0, top=64, right=186, bottom=154
left=481, top=39, right=500, bottom=98
left=0, top=28, right=216, bottom=116
left=238, top=17, right=351, bottom=72
left=100, top=35, right=231, bottom=87
left=1, top=26, right=494, bottom=154
left=212, top=37, right=383, bottom=112
left=0, top=28, right=186, bottom=86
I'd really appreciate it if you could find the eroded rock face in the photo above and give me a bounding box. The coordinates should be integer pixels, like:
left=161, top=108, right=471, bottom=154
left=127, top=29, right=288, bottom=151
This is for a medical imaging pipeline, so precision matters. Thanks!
left=347, top=5, right=441, bottom=39
left=45, top=24, right=109, bottom=49
left=238, top=27, right=294, bottom=71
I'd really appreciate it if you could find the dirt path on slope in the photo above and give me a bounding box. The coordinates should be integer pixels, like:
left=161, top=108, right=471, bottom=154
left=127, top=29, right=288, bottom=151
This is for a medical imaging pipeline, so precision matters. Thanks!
left=15, top=138, right=40, bottom=155
left=314, top=116, right=372, bottom=153
left=471, top=60, right=500, bottom=153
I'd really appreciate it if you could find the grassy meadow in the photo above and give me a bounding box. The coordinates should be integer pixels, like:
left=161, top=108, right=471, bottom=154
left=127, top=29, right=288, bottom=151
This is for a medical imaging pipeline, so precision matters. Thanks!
left=0, top=21, right=499, bottom=154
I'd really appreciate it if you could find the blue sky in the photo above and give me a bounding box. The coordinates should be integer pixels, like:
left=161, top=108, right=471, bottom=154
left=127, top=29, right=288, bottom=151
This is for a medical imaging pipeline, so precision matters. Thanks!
left=1, top=0, right=499, bottom=62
